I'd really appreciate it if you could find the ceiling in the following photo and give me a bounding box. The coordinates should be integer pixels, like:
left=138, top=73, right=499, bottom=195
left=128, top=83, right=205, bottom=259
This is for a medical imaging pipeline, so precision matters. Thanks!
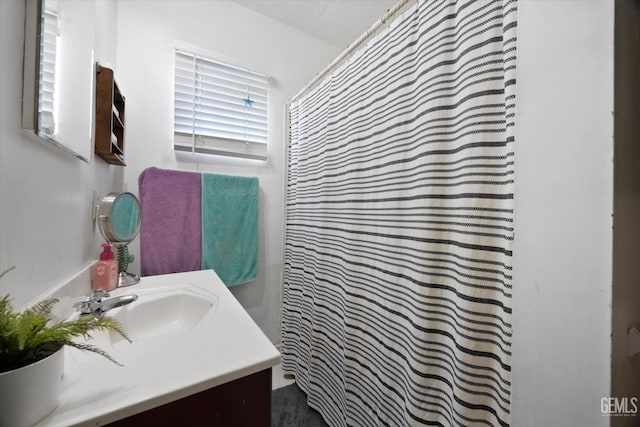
left=232, top=0, right=399, bottom=50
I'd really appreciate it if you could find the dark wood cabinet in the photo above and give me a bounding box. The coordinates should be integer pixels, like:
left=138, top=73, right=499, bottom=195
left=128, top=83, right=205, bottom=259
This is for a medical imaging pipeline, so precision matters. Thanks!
left=106, top=368, right=272, bottom=427
left=95, top=64, right=126, bottom=165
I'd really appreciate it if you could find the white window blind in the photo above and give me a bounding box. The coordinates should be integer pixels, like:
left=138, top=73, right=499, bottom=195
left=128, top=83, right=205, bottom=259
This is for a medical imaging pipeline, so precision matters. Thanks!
left=38, top=0, right=58, bottom=136
left=174, top=50, right=269, bottom=160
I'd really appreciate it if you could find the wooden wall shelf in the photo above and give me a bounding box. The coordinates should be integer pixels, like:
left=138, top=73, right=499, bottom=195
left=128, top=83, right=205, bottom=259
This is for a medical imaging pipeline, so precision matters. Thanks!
left=95, top=64, right=126, bottom=165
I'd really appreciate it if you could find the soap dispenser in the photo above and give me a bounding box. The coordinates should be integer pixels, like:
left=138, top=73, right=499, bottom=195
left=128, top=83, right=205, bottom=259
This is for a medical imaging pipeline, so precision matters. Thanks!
left=92, top=243, right=118, bottom=292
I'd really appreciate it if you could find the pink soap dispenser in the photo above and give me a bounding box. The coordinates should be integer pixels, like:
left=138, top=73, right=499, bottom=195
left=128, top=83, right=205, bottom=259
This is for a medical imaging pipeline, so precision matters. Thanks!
left=92, top=243, right=118, bottom=292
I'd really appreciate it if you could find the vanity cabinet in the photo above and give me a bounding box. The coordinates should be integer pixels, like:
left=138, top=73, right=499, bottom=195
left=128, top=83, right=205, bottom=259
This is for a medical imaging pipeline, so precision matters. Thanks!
left=105, top=368, right=272, bottom=427
left=95, top=64, right=126, bottom=165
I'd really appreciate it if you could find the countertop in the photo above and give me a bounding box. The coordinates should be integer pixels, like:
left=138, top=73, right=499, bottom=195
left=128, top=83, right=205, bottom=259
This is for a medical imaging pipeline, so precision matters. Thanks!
left=35, top=270, right=280, bottom=426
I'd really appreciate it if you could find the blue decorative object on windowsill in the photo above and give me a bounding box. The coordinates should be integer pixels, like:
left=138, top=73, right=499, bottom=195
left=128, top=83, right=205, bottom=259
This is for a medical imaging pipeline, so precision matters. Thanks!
left=243, top=96, right=254, bottom=107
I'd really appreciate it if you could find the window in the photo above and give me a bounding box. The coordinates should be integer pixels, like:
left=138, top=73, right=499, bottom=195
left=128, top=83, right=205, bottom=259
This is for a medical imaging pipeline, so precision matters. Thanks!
left=174, top=49, right=269, bottom=160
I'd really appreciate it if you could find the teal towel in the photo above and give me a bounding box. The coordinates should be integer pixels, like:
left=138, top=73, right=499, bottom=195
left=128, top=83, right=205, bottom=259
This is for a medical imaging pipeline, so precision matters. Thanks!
left=201, top=173, right=259, bottom=286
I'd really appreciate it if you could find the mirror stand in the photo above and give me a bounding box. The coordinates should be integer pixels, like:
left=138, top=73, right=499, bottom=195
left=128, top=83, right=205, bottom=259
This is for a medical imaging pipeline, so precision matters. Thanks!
left=96, top=192, right=142, bottom=287
left=114, top=243, right=139, bottom=287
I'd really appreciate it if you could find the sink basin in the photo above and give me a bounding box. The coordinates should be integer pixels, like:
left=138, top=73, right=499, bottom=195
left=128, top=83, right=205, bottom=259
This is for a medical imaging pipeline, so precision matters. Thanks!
left=104, top=283, right=218, bottom=344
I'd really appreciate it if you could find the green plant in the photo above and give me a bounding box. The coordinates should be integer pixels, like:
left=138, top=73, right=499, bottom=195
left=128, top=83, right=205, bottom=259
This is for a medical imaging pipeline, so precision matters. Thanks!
left=0, top=267, right=130, bottom=373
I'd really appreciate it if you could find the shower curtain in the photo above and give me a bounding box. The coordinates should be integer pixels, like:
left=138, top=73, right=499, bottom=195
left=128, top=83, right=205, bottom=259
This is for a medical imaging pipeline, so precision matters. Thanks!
left=282, top=1, right=517, bottom=426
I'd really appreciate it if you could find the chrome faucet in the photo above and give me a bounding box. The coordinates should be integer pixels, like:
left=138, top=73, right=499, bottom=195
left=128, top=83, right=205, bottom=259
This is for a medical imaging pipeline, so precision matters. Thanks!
left=74, top=290, right=138, bottom=319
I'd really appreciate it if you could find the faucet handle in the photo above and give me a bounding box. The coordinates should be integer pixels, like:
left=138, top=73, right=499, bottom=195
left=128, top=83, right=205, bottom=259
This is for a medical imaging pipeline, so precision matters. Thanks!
left=88, top=290, right=110, bottom=302
left=73, top=300, right=92, bottom=313
left=73, top=290, right=109, bottom=314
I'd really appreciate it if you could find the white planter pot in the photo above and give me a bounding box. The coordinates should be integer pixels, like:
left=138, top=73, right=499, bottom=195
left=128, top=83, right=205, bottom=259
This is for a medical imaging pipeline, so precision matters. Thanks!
left=0, top=346, right=64, bottom=427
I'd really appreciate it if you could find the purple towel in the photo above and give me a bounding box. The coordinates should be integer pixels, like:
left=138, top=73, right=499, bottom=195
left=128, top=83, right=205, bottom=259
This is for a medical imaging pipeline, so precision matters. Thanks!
left=138, top=167, right=201, bottom=276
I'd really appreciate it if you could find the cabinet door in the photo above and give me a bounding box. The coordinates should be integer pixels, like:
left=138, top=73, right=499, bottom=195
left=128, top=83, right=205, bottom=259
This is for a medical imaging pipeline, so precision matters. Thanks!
left=106, top=368, right=272, bottom=427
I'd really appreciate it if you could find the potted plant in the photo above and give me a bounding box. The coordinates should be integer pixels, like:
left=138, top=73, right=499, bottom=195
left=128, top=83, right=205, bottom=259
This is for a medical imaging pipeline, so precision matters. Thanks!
left=0, top=267, right=131, bottom=427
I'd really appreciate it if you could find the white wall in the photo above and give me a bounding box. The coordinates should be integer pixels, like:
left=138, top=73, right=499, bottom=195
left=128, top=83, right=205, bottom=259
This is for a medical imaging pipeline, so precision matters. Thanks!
left=0, top=0, right=122, bottom=308
left=115, top=0, right=340, bottom=343
left=513, top=1, right=614, bottom=426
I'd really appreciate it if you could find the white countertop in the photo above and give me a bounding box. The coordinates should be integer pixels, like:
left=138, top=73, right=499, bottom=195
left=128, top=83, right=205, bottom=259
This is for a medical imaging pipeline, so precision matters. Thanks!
left=35, top=270, right=280, bottom=427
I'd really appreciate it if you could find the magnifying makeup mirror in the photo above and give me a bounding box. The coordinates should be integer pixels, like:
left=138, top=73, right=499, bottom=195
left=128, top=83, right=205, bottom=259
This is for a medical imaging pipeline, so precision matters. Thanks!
left=96, top=192, right=141, bottom=287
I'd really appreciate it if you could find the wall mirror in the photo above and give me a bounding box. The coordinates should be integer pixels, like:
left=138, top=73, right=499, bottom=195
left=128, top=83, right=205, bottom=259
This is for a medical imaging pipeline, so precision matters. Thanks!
left=96, top=192, right=142, bottom=287
left=22, top=0, right=96, bottom=162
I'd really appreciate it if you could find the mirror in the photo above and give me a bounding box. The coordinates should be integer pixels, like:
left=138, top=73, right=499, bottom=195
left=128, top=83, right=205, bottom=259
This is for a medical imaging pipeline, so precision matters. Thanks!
left=22, top=0, right=95, bottom=162
left=97, top=192, right=141, bottom=287
left=106, top=194, right=141, bottom=243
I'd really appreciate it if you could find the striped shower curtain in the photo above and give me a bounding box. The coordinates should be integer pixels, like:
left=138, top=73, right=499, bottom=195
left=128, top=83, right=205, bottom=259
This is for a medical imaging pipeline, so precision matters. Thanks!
left=282, top=1, right=517, bottom=426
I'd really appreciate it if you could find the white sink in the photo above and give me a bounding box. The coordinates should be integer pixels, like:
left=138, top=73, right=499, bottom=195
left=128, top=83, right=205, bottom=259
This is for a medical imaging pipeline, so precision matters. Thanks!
left=108, top=284, right=218, bottom=344
left=66, top=283, right=219, bottom=348
left=41, top=270, right=280, bottom=427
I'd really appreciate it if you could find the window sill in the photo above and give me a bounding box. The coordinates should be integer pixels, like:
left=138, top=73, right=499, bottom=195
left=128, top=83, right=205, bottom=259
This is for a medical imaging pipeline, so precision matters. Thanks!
left=174, top=136, right=268, bottom=161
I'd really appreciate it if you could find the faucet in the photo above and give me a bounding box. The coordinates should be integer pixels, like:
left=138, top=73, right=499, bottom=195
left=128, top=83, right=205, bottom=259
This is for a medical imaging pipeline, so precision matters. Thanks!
left=74, top=290, right=138, bottom=319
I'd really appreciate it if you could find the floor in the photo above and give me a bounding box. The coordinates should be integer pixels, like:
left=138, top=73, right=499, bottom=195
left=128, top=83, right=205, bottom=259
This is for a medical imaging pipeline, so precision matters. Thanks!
left=271, top=357, right=330, bottom=426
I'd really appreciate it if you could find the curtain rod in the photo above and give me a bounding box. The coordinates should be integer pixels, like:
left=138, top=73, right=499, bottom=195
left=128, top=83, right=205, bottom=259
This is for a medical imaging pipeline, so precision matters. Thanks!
left=289, top=0, right=414, bottom=104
